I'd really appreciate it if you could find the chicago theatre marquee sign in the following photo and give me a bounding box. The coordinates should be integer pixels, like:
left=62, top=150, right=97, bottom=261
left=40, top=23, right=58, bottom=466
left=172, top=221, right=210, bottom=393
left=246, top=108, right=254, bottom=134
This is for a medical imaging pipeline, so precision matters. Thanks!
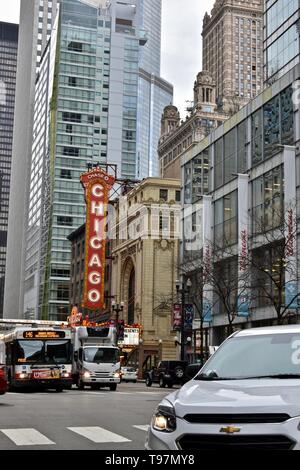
left=80, top=167, right=115, bottom=310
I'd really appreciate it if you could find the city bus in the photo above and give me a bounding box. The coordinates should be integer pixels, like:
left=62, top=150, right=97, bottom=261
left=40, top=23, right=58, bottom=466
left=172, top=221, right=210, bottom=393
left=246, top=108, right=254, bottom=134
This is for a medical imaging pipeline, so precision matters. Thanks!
left=0, top=325, right=73, bottom=392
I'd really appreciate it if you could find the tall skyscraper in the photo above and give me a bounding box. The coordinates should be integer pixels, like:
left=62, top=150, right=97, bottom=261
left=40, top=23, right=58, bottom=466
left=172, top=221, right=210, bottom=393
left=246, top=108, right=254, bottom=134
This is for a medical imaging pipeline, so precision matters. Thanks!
left=136, top=0, right=173, bottom=178
left=0, top=22, right=18, bottom=318
left=4, top=0, right=60, bottom=319
left=264, top=0, right=300, bottom=84
left=4, top=0, right=172, bottom=320
left=202, top=0, right=263, bottom=113
left=19, top=0, right=172, bottom=321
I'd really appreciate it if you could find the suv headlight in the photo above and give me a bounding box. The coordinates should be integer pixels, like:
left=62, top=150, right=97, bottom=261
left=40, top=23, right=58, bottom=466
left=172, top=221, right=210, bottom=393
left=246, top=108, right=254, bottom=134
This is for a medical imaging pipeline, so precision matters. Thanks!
left=152, top=399, right=176, bottom=433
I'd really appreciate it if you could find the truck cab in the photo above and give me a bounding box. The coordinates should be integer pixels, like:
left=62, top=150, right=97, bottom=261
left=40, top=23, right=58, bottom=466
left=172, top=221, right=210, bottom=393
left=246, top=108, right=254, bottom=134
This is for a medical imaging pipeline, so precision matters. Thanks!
left=72, top=326, right=121, bottom=391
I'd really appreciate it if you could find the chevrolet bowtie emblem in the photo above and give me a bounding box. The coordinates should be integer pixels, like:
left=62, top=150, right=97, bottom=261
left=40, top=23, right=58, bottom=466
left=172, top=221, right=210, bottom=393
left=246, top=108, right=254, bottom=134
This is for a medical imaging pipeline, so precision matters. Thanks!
left=220, top=426, right=241, bottom=434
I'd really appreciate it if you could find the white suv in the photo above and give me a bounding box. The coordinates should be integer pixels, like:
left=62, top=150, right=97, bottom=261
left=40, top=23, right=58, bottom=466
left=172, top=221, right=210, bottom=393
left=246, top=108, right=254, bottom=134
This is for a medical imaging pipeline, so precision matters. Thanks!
left=146, top=325, right=300, bottom=450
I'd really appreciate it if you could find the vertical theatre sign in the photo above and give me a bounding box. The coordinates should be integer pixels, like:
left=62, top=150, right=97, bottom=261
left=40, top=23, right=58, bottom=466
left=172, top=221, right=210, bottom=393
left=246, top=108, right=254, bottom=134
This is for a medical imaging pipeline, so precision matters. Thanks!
left=80, top=168, right=115, bottom=310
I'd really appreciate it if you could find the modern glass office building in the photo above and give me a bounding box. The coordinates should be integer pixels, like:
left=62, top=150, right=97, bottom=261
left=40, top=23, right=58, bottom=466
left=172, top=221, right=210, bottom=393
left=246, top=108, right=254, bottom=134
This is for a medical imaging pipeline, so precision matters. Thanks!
left=22, top=0, right=171, bottom=320
left=0, top=22, right=18, bottom=318
left=181, top=62, right=300, bottom=343
left=264, top=0, right=300, bottom=83
left=137, top=70, right=173, bottom=178
left=136, top=0, right=173, bottom=178
left=4, top=0, right=61, bottom=319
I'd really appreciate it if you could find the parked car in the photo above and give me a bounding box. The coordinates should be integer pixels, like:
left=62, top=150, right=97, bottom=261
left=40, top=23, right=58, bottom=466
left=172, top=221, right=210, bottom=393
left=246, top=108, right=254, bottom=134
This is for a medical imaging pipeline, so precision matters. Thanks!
left=121, top=367, right=138, bottom=383
left=146, top=325, right=300, bottom=450
left=145, top=360, right=189, bottom=388
left=0, top=340, right=7, bottom=395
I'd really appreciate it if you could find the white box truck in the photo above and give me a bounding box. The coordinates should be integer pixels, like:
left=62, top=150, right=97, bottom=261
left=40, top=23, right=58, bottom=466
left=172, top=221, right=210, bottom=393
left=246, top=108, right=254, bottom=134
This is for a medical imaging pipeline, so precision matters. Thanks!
left=72, top=325, right=121, bottom=391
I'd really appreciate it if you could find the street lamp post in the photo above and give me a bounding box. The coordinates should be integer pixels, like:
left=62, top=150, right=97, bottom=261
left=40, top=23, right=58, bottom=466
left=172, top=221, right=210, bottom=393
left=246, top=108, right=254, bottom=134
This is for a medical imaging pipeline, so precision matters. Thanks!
left=176, top=278, right=192, bottom=361
left=111, top=301, right=124, bottom=339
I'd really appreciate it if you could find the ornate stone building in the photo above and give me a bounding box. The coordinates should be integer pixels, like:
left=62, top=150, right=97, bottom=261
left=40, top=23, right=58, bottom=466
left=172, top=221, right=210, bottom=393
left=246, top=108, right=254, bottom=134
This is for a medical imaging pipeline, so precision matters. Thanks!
left=202, top=0, right=263, bottom=113
left=158, top=70, right=228, bottom=179
left=110, top=177, right=181, bottom=373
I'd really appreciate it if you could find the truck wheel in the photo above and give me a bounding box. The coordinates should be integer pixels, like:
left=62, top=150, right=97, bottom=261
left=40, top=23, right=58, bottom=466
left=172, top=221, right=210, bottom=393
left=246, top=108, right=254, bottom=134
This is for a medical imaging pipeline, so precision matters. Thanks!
left=109, top=384, right=117, bottom=391
left=174, top=366, right=185, bottom=379
left=145, top=376, right=152, bottom=387
left=77, top=378, right=84, bottom=390
left=8, top=373, right=15, bottom=392
left=159, top=377, right=166, bottom=388
left=167, top=383, right=173, bottom=388
left=56, top=387, right=63, bottom=393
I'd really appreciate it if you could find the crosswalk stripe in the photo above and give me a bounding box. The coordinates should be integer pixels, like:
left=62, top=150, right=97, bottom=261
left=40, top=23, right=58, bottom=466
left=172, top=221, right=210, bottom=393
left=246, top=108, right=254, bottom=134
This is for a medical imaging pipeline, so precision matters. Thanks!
left=133, top=425, right=149, bottom=432
left=0, top=429, right=55, bottom=446
left=68, top=426, right=131, bottom=443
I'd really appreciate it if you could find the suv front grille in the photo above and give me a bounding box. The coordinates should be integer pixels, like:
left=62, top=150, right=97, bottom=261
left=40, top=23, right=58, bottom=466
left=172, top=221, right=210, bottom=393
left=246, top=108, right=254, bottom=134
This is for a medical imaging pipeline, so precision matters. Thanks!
left=177, top=434, right=295, bottom=450
left=183, top=413, right=291, bottom=424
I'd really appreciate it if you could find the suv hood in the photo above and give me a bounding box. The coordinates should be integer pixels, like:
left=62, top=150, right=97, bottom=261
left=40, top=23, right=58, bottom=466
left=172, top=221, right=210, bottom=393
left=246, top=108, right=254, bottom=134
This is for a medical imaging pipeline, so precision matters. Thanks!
left=171, top=379, right=300, bottom=418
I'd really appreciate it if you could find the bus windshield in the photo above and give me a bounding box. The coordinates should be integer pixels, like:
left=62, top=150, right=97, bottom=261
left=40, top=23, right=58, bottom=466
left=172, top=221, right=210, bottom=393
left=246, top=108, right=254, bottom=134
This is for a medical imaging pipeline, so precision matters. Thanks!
left=83, top=347, right=120, bottom=364
left=16, top=340, right=71, bottom=364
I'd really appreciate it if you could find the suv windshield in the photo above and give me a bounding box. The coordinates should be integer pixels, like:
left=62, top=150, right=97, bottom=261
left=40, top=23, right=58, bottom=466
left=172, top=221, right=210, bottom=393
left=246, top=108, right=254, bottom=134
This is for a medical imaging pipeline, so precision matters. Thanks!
left=83, top=347, right=120, bottom=364
left=197, top=333, right=300, bottom=380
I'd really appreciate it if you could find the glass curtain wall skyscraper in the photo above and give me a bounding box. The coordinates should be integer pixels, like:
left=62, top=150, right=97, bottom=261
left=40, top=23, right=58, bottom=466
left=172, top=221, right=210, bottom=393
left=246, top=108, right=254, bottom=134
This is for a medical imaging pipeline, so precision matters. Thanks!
left=4, top=0, right=61, bottom=319
left=136, top=0, right=173, bottom=178
left=0, top=22, right=18, bottom=318
left=23, top=0, right=169, bottom=320
left=264, top=0, right=300, bottom=84
left=5, top=0, right=172, bottom=320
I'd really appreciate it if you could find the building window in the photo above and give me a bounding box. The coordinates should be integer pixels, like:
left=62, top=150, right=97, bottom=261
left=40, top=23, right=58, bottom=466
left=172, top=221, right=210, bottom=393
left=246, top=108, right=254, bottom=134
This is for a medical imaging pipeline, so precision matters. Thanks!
left=252, top=108, right=263, bottom=165
left=264, top=95, right=280, bottom=160
left=68, top=76, right=77, bottom=87
left=159, top=189, right=168, bottom=201
left=68, top=41, right=83, bottom=52
left=252, top=166, right=283, bottom=234
left=224, top=129, right=237, bottom=184
left=214, top=138, right=223, bottom=189
left=237, top=120, right=247, bottom=173
left=60, top=169, right=72, bottom=179
left=175, top=190, right=181, bottom=202
left=57, top=216, right=73, bottom=226
left=280, top=86, right=294, bottom=145
left=266, top=0, right=298, bottom=37
left=266, top=24, right=299, bottom=79
left=214, top=191, right=238, bottom=247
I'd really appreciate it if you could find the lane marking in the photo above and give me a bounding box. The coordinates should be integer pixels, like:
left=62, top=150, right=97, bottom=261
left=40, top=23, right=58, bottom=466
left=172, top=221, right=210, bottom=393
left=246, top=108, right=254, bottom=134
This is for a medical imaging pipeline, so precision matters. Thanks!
left=133, top=425, right=149, bottom=432
left=68, top=426, right=131, bottom=443
left=0, top=428, right=55, bottom=446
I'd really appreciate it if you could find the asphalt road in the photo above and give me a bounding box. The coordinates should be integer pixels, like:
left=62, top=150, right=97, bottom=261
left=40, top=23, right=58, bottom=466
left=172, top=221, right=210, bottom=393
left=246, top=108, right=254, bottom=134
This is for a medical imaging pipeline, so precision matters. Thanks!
left=0, top=382, right=173, bottom=450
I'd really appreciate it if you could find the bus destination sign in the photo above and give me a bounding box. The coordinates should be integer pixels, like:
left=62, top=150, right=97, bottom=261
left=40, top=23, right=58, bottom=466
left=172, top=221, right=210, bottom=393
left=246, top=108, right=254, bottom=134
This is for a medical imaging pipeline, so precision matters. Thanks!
left=23, top=331, right=66, bottom=339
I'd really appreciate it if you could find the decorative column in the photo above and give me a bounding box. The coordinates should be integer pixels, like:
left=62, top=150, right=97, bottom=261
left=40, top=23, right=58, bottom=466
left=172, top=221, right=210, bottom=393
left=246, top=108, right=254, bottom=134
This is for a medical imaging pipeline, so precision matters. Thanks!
left=202, top=195, right=213, bottom=325
left=237, top=173, right=250, bottom=317
left=283, top=146, right=298, bottom=309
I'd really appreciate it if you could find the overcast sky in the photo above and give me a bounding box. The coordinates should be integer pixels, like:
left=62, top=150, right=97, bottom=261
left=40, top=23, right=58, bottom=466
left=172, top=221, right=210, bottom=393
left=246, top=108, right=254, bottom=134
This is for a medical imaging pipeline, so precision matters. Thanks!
left=0, top=0, right=215, bottom=117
